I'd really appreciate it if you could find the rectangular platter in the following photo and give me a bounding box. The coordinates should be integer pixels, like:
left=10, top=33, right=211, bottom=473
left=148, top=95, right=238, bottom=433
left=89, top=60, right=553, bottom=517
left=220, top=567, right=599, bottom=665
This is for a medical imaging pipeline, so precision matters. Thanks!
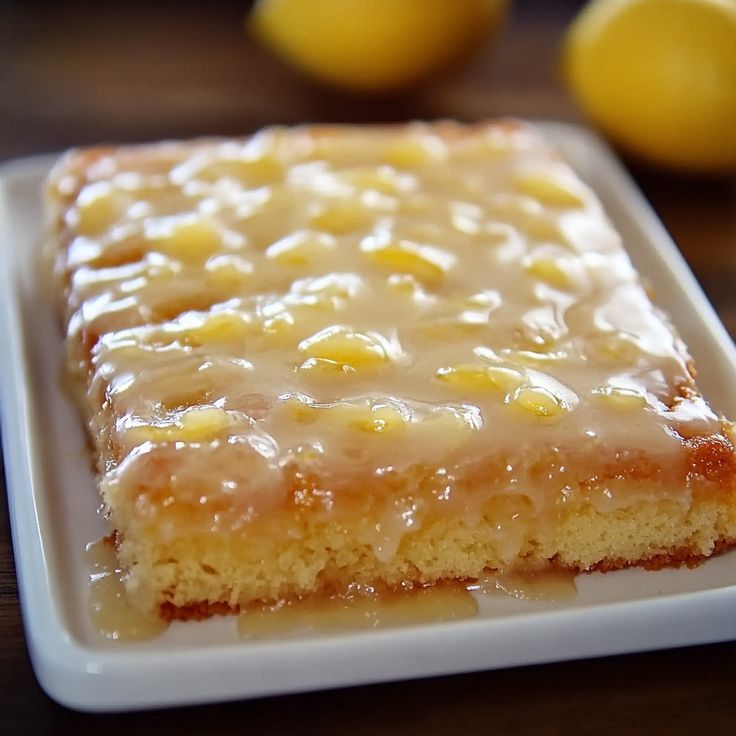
left=1, top=122, right=736, bottom=712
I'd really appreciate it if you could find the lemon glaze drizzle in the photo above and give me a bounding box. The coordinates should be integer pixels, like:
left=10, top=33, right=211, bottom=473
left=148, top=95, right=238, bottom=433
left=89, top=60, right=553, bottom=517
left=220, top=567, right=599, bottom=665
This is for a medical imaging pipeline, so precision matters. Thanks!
left=52, top=123, right=725, bottom=557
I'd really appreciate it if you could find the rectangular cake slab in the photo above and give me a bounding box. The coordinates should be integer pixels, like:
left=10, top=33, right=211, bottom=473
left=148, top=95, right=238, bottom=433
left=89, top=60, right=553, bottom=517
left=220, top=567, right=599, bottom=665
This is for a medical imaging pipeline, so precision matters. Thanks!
left=2, top=122, right=736, bottom=712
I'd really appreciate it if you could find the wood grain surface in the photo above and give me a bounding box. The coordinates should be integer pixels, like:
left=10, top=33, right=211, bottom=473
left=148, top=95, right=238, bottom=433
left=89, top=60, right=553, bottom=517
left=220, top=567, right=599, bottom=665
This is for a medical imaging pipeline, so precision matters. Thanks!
left=1, top=1, right=735, bottom=732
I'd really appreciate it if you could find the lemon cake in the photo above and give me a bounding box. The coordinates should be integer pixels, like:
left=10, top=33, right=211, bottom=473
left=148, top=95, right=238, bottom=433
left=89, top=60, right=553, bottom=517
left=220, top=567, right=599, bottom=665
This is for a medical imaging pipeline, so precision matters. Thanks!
left=46, top=120, right=736, bottom=619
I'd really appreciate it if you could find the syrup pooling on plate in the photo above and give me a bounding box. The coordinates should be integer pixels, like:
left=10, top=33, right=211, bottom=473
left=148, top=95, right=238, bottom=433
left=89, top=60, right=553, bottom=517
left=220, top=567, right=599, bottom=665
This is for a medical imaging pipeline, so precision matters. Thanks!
left=237, top=583, right=479, bottom=640
left=83, top=557, right=576, bottom=644
left=51, top=122, right=727, bottom=559
left=86, top=538, right=169, bottom=641
left=236, top=570, right=577, bottom=641
left=470, top=567, right=577, bottom=602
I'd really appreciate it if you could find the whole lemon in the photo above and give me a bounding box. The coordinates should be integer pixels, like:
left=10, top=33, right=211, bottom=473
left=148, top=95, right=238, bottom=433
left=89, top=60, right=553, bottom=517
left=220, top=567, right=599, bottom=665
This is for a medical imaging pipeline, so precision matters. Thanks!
left=249, top=0, right=509, bottom=93
left=563, top=0, right=736, bottom=173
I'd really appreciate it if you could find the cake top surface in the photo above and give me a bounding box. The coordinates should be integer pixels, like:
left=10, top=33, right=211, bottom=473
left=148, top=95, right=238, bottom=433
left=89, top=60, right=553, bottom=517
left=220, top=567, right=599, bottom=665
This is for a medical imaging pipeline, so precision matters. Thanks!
left=49, top=121, right=732, bottom=533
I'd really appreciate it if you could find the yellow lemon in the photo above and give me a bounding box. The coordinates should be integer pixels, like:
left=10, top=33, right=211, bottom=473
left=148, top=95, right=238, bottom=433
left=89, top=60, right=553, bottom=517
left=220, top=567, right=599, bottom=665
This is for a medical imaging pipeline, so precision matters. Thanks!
left=563, top=0, right=736, bottom=173
left=249, top=0, right=509, bottom=93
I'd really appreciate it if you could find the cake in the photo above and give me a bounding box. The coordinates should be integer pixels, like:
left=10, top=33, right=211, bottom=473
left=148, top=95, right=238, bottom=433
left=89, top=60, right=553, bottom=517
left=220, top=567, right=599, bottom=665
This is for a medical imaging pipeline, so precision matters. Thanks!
left=45, top=120, right=736, bottom=620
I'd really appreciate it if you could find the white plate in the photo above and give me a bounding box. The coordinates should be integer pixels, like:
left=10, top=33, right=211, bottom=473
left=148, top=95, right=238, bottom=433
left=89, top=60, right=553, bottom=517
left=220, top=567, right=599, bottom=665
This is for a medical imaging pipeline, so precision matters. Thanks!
left=2, top=122, right=736, bottom=713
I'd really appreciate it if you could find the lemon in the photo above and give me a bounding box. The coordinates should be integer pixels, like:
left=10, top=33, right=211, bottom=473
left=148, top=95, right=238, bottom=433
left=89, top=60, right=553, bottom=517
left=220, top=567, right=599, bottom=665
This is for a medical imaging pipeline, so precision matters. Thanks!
left=249, top=0, right=509, bottom=93
left=563, top=0, right=736, bottom=173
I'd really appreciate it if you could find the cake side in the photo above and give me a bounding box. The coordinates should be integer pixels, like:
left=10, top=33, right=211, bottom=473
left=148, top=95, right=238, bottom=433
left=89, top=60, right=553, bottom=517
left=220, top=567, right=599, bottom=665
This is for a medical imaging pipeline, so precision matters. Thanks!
left=137, top=495, right=736, bottom=621
left=46, top=120, right=736, bottom=618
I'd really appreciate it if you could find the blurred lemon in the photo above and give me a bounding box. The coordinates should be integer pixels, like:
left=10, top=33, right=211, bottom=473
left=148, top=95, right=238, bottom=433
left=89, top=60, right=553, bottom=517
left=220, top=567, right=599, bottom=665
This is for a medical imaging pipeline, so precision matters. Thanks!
left=249, top=0, right=509, bottom=93
left=563, top=0, right=736, bottom=173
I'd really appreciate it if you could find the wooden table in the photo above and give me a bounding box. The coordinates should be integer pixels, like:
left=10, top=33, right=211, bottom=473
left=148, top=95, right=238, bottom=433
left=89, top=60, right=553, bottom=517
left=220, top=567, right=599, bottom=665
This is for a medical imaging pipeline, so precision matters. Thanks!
left=2, top=1, right=735, bottom=731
